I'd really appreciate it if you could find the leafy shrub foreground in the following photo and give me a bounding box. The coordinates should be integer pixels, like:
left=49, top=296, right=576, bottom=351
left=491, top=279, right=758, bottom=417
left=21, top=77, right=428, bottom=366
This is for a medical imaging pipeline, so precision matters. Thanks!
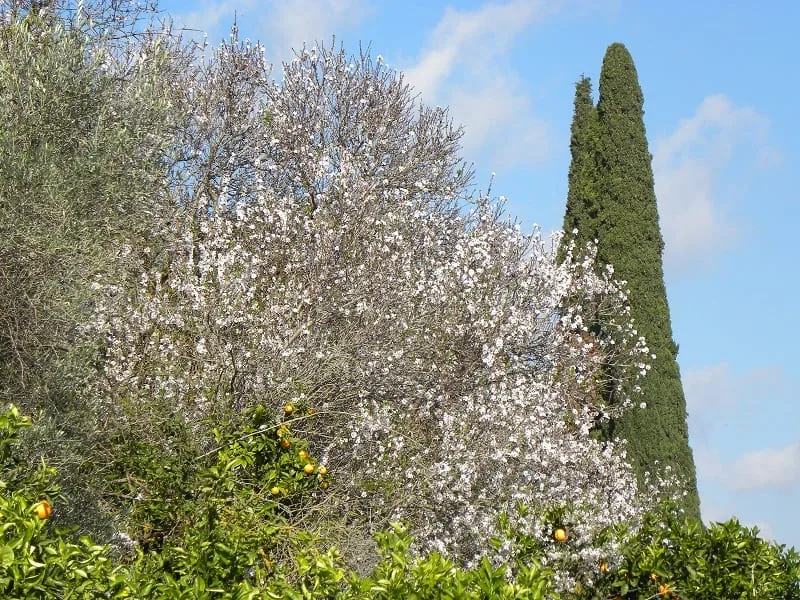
left=1, top=407, right=797, bottom=599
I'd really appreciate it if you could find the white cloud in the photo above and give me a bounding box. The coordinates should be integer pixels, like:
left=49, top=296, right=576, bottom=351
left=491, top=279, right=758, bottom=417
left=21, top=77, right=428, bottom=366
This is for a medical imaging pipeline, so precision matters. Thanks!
left=171, top=0, right=256, bottom=41
left=687, top=362, right=798, bottom=493
left=697, top=443, right=800, bottom=491
left=403, top=0, right=559, bottom=168
left=729, top=444, right=800, bottom=490
left=684, top=362, right=741, bottom=443
left=698, top=497, right=777, bottom=541
left=405, top=1, right=551, bottom=100
left=685, top=362, right=737, bottom=410
left=261, top=0, right=371, bottom=66
left=447, top=75, right=552, bottom=165
left=752, top=520, right=777, bottom=543
left=698, top=497, right=736, bottom=525
left=653, top=94, right=778, bottom=271
left=171, top=0, right=370, bottom=67
left=684, top=362, right=783, bottom=442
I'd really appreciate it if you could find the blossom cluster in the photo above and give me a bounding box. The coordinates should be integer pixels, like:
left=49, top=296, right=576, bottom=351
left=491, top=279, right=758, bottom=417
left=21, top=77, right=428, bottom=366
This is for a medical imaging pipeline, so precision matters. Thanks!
left=90, top=39, right=669, bottom=588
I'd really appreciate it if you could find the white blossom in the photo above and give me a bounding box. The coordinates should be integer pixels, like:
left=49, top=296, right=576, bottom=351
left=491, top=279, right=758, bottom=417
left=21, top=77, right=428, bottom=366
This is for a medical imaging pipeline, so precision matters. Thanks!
left=87, top=40, right=682, bottom=591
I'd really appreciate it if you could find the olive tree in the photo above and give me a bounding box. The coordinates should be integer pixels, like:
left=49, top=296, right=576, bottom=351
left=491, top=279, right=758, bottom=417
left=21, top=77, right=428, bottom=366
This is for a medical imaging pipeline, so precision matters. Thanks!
left=0, top=0, right=192, bottom=536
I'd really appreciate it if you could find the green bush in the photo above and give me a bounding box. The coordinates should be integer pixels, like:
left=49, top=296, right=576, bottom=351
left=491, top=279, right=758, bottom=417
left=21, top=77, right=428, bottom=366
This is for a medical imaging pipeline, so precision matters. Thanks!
left=349, top=523, right=554, bottom=600
left=3, top=405, right=799, bottom=599
left=0, top=406, right=129, bottom=598
left=586, top=502, right=800, bottom=600
left=0, top=403, right=332, bottom=598
left=126, top=405, right=332, bottom=596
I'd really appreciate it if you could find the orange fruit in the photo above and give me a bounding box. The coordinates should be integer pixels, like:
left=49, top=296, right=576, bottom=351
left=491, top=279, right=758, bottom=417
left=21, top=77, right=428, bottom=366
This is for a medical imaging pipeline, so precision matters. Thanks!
left=33, top=500, right=52, bottom=520
left=306, top=407, right=315, bottom=415
left=298, top=450, right=309, bottom=460
left=283, top=403, right=294, bottom=415
left=303, top=463, right=315, bottom=475
left=320, top=481, right=329, bottom=489
left=280, top=438, right=291, bottom=449
left=270, top=486, right=281, bottom=496
left=317, top=465, right=327, bottom=476
left=553, top=527, right=568, bottom=542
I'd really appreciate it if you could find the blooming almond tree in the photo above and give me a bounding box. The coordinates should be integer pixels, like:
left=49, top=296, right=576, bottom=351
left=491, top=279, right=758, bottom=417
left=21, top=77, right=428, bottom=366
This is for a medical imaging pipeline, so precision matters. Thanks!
left=90, top=39, right=669, bottom=589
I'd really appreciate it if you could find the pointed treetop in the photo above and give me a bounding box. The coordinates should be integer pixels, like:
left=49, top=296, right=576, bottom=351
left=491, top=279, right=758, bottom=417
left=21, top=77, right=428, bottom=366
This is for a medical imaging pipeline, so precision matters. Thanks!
left=575, top=74, right=592, bottom=97
left=598, top=43, right=644, bottom=118
left=573, top=75, right=594, bottom=121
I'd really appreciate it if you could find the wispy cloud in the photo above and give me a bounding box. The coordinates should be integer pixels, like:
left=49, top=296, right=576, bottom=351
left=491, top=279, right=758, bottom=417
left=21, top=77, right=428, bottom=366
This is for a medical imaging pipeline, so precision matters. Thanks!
left=261, top=0, right=371, bottom=66
left=171, top=0, right=370, bottom=66
left=404, top=1, right=551, bottom=99
left=697, top=498, right=776, bottom=541
left=653, top=94, right=779, bottom=272
left=686, top=362, right=799, bottom=495
left=684, top=362, right=783, bottom=442
left=170, top=0, right=256, bottom=41
left=697, top=443, right=800, bottom=492
left=403, top=0, right=560, bottom=168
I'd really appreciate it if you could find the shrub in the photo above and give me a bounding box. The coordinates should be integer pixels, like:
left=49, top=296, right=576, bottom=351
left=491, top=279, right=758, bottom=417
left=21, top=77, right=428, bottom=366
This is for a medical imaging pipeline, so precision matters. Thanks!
left=0, top=406, right=129, bottom=598
left=0, top=0, right=193, bottom=544
left=112, top=404, right=332, bottom=591
left=0, top=403, right=335, bottom=598
left=0, top=404, right=557, bottom=598
left=3, top=406, right=799, bottom=599
left=588, top=502, right=800, bottom=600
left=350, top=523, right=554, bottom=600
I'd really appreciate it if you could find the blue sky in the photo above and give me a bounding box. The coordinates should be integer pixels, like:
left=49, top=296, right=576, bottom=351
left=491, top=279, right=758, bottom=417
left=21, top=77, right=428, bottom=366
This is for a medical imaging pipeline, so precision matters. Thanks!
left=159, top=0, right=800, bottom=549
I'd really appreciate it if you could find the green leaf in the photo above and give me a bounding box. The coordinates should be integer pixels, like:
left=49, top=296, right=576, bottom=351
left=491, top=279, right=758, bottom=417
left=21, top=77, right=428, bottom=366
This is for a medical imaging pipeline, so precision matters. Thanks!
left=0, top=545, right=14, bottom=568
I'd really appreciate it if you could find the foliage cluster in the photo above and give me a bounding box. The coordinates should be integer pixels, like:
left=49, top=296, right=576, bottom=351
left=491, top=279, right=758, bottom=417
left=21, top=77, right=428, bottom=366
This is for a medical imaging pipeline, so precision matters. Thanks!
left=3, top=406, right=798, bottom=599
left=0, top=0, right=185, bottom=406
left=601, top=505, right=800, bottom=600
left=0, top=0, right=193, bottom=538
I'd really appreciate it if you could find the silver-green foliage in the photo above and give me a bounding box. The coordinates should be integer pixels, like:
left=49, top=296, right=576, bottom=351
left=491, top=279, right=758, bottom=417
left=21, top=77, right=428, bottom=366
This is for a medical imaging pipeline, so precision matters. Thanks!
left=0, top=4, right=185, bottom=406
left=0, top=1, right=190, bottom=537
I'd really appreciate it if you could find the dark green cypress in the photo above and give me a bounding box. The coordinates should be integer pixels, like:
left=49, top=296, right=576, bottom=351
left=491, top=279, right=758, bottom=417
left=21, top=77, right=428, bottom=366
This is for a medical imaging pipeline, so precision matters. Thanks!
left=560, top=44, right=700, bottom=519
left=559, top=76, right=600, bottom=263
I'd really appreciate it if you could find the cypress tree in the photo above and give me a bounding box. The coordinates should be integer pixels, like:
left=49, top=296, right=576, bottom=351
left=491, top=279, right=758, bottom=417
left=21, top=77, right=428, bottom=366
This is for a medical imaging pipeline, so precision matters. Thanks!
left=560, top=43, right=700, bottom=519
left=559, top=76, right=600, bottom=263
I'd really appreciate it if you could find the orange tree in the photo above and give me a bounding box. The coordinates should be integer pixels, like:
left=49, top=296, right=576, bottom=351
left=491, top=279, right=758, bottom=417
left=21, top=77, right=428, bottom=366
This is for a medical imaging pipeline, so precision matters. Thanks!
left=584, top=502, right=800, bottom=600
left=0, top=406, right=128, bottom=598
left=0, top=403, right=334, bottom=597
left=0, top=404, right=559, bottom=599
left=106, top=402, right=332, bottom=594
